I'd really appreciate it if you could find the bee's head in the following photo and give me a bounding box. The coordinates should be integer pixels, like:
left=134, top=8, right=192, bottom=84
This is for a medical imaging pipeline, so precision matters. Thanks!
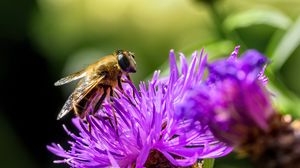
left=116, top=49, right=136, bottom=73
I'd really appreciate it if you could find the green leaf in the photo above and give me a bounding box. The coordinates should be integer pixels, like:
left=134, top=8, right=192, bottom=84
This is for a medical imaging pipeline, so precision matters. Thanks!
left=269, top=16, right=300, bottom=70
left=223, top=9, right=292, bottom=32
left=265, top=29, right=286, bottom=57
left=266, top=71, right=300, bottom=118
left=203, top=158, right=215, bottom=168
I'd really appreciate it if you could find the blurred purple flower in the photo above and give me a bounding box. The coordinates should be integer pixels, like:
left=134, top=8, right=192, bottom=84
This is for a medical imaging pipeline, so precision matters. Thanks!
left=175, top=46, right=272, bottom=145
left=47, top=50, right=231, bottom=167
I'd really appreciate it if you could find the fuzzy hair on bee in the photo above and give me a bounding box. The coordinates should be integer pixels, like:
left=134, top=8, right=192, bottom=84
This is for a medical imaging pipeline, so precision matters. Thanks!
left=55, top=50, right=136, bottom=120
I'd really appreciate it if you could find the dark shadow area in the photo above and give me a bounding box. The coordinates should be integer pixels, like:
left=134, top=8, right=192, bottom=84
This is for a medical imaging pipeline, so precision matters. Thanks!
left=0, top=0, right=68, bottom=167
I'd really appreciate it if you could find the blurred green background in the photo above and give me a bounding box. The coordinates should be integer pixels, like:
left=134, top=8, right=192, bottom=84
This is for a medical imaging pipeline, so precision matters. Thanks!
left=1, top=0, right=300, bottom=167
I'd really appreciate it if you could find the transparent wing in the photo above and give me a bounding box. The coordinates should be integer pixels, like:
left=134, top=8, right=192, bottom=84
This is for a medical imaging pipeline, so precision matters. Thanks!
left=56, top=75, right=104, bottom=120
left=54, top=70, right=87, bottom=86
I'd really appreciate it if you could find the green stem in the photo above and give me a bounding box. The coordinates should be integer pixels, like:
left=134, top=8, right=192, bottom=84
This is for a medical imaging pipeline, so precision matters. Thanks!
left=206, top=2, right=226, bottom=39
left=204, top=1, right=249, bottom=49
left=203, top=158, right=215, bottom=168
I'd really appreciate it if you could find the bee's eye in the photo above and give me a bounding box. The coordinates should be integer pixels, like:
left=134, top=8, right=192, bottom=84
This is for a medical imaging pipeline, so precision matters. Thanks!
left=117, top=51, right=136, bottom=73
left=118, top=54, right=130, bottom=71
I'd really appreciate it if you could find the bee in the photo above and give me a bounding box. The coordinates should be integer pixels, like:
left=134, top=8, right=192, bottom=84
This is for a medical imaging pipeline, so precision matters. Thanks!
left=55, top=50, right=136, bottom=120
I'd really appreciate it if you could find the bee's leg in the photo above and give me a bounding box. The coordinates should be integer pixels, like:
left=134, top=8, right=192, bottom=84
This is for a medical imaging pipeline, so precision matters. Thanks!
left=113, top=90, right=121, bottom=99
left=117, top=75, right=124, bottom=91
left=72, top=103, right=92, bottom=131
left=92, top=109, right=114, bottom=130
left=108, top=85, right=117, bottom=129
left=92, top=86, right=113, bottom=131
left=111, top=108, right=119, bottom=136
left=87, top=94, right=100, bottom=132
left=118, top=77, right=136, bottom=106
left=125, top=74, right=137, bottom=100
left=117, top=75, right=129, bottom=99
left=94, top=85, right=108, bottom=113
left=120, top=76, right=139, bottom=106
left=94, top=86, right=118, bottom=134
left=109, top=86, right=114, bottom=97
left=126, top=74, right=131, bottom=82
left=117, top=75, right=128, bottom=99
left=109, top=86, right=119, bottom=136
left=125, top=74, right=141, bottom=97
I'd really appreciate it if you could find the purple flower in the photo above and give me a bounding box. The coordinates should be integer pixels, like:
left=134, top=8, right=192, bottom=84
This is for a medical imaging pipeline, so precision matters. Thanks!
left=48, top=50, right=231, bottom=167
left=175, top=46, right=273, bottom=145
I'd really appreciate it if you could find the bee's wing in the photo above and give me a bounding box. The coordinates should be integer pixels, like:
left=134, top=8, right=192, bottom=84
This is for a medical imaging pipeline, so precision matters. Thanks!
left=56, top=75, right=105, bottom=120
left=54, top=70, right=87, bottom=86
